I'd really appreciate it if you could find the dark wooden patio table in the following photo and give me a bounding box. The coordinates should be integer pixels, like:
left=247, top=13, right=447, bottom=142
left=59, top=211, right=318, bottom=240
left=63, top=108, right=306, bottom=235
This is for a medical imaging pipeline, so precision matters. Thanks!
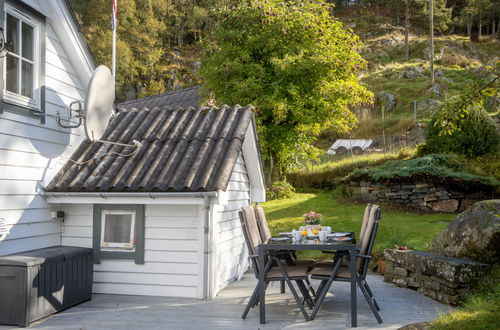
left=257, top=238, right=359, bottom=326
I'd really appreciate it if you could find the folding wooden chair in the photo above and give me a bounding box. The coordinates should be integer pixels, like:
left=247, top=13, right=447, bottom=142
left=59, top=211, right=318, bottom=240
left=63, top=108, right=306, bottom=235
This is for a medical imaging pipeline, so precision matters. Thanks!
left=239, top=207, right=314, bottom=321
left=308, top=205, right=383, bottom=323
left=253, top=204, right=316, bottom=295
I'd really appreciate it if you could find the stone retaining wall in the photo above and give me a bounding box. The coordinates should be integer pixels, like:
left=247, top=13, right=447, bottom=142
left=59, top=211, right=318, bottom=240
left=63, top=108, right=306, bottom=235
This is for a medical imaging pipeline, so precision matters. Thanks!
left=383, top=249, right=490, bottom=305
left=349, top=181, right=487, bottom=212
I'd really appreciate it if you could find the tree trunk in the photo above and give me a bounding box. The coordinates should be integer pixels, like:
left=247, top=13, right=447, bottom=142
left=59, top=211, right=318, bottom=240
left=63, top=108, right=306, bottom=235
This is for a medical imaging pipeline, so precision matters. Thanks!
left=479, top=16, right=482, bottom=39
left=404, top=0, right=410, bottom=60
left=466, top=15, right=472, bottom=37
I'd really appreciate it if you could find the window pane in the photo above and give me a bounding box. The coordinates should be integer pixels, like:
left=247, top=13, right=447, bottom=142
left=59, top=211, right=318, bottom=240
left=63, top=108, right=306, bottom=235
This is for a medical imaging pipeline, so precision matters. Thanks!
left=22, top=23, right=34, bottom=60
left=6, top=55, right=18, bottom=93
left=6, top=14, right=19, bottom=55
left=21, top=61, right=33, bottom=98
left=103, top=214, right=133, bottom=244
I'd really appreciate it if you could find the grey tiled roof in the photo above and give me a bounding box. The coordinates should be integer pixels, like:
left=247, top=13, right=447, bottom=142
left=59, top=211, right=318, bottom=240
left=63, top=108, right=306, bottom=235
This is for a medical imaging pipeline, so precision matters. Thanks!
left=46, top=104, right=255, bottom=192
left=118, top=85, right=200, bottom=110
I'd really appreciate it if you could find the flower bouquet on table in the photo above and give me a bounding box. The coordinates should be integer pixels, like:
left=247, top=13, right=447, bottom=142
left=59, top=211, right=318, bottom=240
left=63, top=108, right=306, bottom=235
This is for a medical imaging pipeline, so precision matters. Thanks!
left=303, top=211, right=324, bottom=235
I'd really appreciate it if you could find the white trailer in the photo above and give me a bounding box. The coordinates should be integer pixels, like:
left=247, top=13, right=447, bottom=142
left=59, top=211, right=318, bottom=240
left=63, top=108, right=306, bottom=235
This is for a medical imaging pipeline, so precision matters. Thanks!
left=327, top=139, right=373, bottom=155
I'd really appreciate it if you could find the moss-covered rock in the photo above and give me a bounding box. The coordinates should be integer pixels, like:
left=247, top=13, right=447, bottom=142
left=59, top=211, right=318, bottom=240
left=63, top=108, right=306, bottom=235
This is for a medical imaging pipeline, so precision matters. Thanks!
left=429, top=200, right=500, bottom=264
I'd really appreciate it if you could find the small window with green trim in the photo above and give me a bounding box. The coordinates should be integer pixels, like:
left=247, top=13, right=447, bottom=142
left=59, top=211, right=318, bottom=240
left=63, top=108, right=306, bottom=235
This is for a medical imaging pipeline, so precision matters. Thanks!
left=93, top=204, right=145, bottom=264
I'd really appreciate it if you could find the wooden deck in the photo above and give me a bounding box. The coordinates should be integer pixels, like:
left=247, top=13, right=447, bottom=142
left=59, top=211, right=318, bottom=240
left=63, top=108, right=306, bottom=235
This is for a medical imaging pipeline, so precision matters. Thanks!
left=4, top=273, right=450, bottom=329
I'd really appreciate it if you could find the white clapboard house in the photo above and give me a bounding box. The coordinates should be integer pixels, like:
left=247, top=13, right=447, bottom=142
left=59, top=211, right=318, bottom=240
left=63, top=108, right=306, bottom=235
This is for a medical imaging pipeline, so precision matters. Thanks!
left=0, top=0, right=94, bottom=252
left=0, top=1, right=265, bottom=300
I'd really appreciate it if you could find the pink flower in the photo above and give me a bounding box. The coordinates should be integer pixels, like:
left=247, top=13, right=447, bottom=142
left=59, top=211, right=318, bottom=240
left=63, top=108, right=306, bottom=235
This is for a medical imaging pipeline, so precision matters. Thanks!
left=303, top=211, right=324, bottom=225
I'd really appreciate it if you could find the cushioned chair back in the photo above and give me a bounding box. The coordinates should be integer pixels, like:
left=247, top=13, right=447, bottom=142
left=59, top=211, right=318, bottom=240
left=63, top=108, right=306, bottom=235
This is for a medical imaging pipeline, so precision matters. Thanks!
left=239, top=209, right=261, bottom=278
left=357, top=205, right=381, bottom=273
left=359, top=204, right=372, bottom=243
left=241, top=206, right=262, bottom=256
left=254, top=204, right=272, bottom=243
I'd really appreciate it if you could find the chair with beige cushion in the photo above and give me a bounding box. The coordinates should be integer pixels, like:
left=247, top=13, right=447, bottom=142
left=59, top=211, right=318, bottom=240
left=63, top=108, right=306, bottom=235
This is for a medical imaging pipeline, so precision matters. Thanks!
left=239, top=206, right=314, bottom=321
left=254, top=203, right=317, bottom=296
left=316, top=203, right=372, bottom=265
left=254, top=204, right=316, bottom=265
left=308, top=205, right=383, bottom=323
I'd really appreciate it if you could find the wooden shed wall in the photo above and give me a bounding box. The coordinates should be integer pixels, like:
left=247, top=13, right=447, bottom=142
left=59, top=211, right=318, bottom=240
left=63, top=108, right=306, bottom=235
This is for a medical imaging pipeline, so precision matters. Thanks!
left=0, top=22, right=86, bottom=255
left=60, top=204, right=205, bottom=298
left=212, top=153, right=251, bottom=296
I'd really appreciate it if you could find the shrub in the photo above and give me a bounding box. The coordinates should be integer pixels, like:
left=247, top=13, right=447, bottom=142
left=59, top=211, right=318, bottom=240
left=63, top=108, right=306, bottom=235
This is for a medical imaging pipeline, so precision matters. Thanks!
left=426, top=102, right=499, bottom=157
left=266, top=180, right=295, bottom=200
left=415, top=143, right=428, bottom=157
left=346, top=154, right=499, bottom=188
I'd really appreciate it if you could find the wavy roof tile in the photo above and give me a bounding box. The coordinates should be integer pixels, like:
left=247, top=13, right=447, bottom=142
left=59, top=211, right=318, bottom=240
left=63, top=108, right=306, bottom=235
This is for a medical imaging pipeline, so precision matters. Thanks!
left=46, top=104, right=255, bottom=192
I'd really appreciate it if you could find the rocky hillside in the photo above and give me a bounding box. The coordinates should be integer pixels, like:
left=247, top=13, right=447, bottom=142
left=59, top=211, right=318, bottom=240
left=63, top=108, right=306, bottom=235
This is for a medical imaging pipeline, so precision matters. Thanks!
left=114, top=7, right=499, bottom=140
left=339, top=12, right=499, bottom=138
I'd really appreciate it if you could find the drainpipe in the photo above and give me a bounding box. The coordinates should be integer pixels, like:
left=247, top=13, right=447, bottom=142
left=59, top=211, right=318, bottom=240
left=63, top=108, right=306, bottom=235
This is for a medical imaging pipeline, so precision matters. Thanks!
left=202, top=195, right=211, bottom=300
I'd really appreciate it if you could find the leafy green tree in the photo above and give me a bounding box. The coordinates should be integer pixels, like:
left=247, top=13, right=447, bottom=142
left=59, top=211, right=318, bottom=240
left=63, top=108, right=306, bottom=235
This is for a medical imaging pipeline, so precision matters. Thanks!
left=200, top=0, right=373, bottom=178
left=69, top=0, right=239, bottom=100
left=427, top=64, right=499, bottom=157
left=69, top=0, right=169, bottom=100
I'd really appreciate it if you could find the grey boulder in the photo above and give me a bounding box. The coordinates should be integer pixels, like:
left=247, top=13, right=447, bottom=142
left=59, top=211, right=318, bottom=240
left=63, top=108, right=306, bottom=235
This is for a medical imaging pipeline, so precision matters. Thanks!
left=429, top=200, right=500, bottom=263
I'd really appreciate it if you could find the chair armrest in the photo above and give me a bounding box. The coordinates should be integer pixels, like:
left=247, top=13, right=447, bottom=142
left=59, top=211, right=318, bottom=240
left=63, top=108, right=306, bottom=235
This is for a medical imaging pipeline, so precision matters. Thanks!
left=356, top=254, right=372, bottom=259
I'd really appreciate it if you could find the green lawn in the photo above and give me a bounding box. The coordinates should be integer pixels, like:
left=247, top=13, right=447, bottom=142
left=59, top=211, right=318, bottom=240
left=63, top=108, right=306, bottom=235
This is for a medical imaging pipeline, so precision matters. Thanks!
left=261, top=191, right=455, bottom=259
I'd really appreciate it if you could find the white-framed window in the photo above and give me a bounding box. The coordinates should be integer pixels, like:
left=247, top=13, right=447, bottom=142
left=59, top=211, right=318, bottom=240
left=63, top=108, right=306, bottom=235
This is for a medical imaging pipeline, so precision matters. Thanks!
left=3, top=4, right=40, bottom=110
left=100, top=209, right=136, bottom=251
left=93, top=204, right=145, bottom=264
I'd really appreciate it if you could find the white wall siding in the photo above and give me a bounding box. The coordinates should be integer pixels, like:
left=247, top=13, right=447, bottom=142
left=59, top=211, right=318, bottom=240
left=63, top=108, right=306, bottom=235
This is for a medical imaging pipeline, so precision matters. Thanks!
left=0, top=18, right=87, bottom=255
left=212, top=153, right=251, bottom=296
left=60, top=204, right=205, bottom=298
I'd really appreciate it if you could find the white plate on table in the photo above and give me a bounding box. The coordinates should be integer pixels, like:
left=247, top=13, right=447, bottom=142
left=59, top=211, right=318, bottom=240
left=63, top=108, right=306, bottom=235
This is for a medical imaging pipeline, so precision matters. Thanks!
left=328, top=232, right=351, bottom=237
left=329, top=237, right=353, bottom=242
left=271, top=237, right=290, bottom=242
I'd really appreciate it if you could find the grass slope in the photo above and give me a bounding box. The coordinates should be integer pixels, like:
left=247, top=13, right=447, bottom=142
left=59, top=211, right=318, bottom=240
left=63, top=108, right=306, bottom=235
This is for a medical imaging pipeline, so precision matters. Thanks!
left=288, top=149, right=415, bottom=189
left=431, top=266, right=500, bottom=330
left=261, top=191, right=454, bottom=259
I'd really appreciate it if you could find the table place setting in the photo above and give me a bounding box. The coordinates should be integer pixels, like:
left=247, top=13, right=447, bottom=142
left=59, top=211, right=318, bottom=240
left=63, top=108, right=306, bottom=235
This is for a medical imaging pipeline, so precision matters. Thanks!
left=272, top=211, right=355, bottom=243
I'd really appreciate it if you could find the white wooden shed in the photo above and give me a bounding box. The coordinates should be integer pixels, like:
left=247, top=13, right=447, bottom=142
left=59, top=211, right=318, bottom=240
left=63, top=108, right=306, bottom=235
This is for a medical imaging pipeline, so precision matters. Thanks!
left=44, top=104, right=266, bottom=299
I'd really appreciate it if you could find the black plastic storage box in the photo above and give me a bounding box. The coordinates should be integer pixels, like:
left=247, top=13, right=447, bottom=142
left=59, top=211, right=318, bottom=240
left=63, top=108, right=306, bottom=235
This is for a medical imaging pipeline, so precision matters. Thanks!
left=0, top=246, right=93, bottom=327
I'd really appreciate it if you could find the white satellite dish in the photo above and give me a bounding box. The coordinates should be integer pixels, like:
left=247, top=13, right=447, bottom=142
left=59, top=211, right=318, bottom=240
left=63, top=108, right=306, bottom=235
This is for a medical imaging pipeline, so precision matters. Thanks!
left=84, top=65, right=115, bottom=142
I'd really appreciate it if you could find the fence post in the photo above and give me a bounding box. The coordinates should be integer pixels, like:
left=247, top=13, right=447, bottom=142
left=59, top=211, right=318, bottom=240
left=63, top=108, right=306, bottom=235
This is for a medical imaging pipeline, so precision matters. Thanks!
left=349, top=134, right=355, bottom=164
left=382, top=130, right=387, bottom=157
left=413, top=100, right=417, bottom=123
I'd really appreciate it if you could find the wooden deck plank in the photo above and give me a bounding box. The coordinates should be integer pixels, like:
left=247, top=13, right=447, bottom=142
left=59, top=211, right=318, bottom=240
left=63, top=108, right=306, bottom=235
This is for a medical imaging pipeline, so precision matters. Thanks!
left=0, top=273, right=451, bottom=330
